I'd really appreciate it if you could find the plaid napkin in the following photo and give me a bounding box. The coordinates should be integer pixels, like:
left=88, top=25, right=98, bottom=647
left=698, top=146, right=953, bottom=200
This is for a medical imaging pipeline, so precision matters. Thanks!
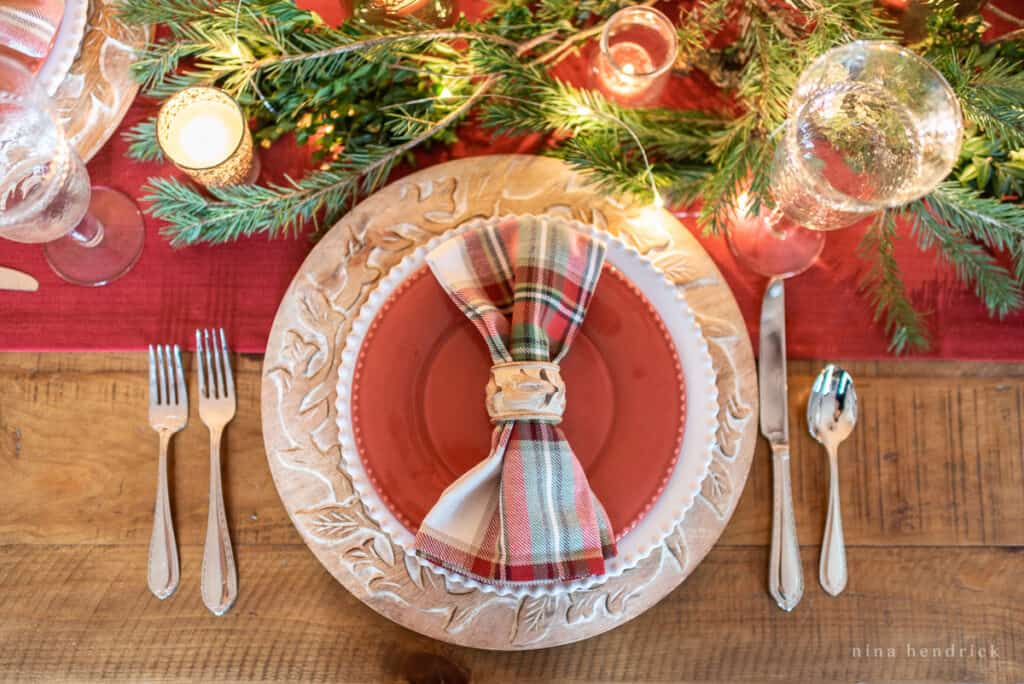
left=0, top=0, right=63, bottom=64
left=415, top=216, right=616, bottom=583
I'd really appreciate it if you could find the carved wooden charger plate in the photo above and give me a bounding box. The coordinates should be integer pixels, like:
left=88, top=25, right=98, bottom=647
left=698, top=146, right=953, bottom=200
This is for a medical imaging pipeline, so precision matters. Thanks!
left=53, top=0, right=150, bottom=162
left=261, top=154, right=758, bottom=650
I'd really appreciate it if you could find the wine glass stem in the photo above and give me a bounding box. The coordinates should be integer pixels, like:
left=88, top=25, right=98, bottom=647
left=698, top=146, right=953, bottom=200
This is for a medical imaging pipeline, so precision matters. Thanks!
left=69, top=212, right=105, bottom=248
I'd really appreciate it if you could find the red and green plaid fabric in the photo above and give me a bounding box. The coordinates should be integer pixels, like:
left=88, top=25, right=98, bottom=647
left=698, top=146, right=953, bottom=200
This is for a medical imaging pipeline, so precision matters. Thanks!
left=415, top=216, right=616, bottom=583
left=0, top=0, right=63, bottom=63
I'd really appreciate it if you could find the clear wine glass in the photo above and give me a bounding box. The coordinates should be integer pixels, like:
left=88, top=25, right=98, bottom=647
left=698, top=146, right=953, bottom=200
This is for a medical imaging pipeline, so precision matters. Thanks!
left=727, top=41, right=964, bottom=277
left=0, top=54, right=144, bottom=286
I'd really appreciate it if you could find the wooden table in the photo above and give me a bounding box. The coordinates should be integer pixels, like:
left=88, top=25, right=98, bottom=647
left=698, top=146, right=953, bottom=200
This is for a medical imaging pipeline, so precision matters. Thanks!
left=1, top=353, right=1021, bottom=682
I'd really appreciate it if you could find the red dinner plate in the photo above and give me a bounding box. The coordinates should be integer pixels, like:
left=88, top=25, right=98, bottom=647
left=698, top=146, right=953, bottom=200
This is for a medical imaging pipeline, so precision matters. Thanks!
left=352, top=263, right=685, bottom=540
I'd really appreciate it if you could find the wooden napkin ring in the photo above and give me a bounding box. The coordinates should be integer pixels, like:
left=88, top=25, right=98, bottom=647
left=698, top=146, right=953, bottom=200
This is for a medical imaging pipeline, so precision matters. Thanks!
left=485, top=361, right=566, bottom=423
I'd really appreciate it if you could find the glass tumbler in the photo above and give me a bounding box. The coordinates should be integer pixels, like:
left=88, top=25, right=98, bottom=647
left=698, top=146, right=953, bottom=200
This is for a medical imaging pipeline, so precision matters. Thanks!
left=591, top=6, right=678, bottom=107
left=727, top=41, right=964, bottom=277
left=0, top=55, right=145, bottom=286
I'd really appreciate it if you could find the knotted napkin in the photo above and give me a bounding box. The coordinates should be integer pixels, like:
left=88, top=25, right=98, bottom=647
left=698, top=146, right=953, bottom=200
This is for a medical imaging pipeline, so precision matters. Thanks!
left=0, top=0, right=63, bottom=64
left=415, top=216, right=616, bottom=583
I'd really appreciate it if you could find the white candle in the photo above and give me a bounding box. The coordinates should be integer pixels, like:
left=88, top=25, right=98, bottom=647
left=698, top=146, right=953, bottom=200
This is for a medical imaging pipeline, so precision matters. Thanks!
left=165, top=101, right=243, bottom=169
left=598, top=42, right=657, bottom=96
left=157, top=87, right=257, bottom=188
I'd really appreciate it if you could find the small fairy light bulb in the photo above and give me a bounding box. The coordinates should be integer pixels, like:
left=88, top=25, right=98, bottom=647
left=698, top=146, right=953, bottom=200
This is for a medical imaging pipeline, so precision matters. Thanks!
left=439, top=86, right=453, bottom=99
left=573, top=104, right=592, bottom=117
left=229, top=41, right=243, bottom=59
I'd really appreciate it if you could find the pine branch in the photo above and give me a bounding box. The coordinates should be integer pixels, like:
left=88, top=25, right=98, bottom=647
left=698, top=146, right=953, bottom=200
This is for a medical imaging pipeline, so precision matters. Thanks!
left=932, top=46, right=1024, bottom=148
left=150, top=75, right=497, bottom=244
left=905, top=197, right=1023, bottom=318
left=925, top=181, right=1024, bottom=253
left=123, top=116, right=163, bottom=162
left=858, top=211, right=930, bottom=354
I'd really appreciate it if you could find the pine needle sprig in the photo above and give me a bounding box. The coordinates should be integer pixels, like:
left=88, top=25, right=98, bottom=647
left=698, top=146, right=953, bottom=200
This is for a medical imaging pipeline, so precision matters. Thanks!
left=905, top=196, right=1023, bottom=318
left=123, top=116, right=163, bottom=162
left=857, top=211, right=931, bottom=353
left=145, top=74, right=498, bottom=245
left=117, top=0, right=1024, bottom=353
left=932, top=45, right=1024, bottom=148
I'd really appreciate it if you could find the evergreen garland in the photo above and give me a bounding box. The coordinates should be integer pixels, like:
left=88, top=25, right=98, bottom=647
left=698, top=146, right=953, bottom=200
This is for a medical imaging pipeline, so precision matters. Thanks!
left=116, top=0, right=1024, bottom=352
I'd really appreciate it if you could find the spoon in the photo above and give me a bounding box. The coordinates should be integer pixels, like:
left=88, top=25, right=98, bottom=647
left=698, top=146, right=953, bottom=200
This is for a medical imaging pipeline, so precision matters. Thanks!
left=806, top=364, right=857, bottom=596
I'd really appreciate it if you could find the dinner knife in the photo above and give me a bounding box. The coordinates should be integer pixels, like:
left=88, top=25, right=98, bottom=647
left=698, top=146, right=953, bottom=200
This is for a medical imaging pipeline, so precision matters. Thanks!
left=760, top=276, right=803, bottom=611
left=0, top=267, right=38, bottom=292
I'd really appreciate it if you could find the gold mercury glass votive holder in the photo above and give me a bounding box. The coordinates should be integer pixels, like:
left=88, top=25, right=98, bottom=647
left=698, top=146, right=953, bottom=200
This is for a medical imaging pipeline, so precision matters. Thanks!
left=354, top=0, right=453, bottom=25
left=156, top=87, right=260, bottom=188
left=592, top=6, right=679, bottom=107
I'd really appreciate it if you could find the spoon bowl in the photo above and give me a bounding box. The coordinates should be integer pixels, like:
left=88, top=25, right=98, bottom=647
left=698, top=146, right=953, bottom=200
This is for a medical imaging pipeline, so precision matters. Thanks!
left=806, top=364, right=857, bottom=596
left=807, top=365, right=858, bottom=449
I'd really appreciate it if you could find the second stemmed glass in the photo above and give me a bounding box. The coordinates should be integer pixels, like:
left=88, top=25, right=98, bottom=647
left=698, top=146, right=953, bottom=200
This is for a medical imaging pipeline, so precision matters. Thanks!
left=727, top=41, right=964, bottom=277
left=0, top=54, right=145, bottom=286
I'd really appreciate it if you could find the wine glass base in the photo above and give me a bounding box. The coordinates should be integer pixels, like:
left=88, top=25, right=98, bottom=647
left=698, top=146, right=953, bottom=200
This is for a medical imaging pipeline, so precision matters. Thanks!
left=43, top=187, right=145, bottom=287
left=725, top=207, right=826, bottom=278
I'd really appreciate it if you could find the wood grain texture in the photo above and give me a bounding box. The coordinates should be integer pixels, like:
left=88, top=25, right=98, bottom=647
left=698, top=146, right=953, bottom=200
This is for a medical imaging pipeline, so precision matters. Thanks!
left=2, top=355, right=1021, bottom=548
left=0, top=352, right=1022, bottom=681
left=0, top=545, right=1019, bottom=682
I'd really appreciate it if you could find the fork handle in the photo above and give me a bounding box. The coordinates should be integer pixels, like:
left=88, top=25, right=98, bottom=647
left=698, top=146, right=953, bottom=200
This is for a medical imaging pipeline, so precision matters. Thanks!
left=148, top=431, right=179, bottom=600
left=201, top=428, right=238, bottom=616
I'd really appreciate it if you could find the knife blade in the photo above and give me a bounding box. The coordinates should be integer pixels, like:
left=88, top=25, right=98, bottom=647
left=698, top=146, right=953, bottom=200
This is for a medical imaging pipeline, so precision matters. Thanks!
left=0, top=266, right=39, bottom=292
left=759, top=276, right=803, bottom=612
left=759, top=277, right=788, bottom=445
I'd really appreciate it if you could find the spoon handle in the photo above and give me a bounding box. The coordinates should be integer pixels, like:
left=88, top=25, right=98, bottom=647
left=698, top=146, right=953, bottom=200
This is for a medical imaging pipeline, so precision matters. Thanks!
left=769, top=444, right=803, bottom=611
left=820, top=445, right=847, bottom=595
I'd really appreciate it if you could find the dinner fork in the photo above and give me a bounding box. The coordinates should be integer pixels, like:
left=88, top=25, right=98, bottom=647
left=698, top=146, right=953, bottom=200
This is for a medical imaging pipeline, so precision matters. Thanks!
left=196, top=328, right=239, bottom=616
left=147, top=344, right=186, bottom=600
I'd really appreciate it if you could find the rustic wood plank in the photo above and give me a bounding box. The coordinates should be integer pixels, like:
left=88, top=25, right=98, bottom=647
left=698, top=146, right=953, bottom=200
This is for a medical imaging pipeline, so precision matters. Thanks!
left=2, top=354, right=1021, bottom=548
left=1, top=353, right=1022, bottom=680
left=0, top=353, right=295, bottom=547
left=0, top=545, right=1019, bottom=682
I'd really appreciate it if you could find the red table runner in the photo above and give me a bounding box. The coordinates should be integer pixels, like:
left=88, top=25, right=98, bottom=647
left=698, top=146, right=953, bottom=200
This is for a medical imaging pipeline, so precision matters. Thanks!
left=2, top=1, right=1023, bottom=359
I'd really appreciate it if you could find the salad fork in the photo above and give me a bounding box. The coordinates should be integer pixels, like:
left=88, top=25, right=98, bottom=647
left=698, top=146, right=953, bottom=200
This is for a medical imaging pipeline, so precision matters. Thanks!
left=196, top=328, right=239, bottom=616
left=147, top=344, right=186, bottom=600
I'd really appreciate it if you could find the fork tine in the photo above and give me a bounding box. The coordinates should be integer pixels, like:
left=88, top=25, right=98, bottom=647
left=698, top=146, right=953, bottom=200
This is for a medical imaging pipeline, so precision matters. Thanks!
left=209, top=328, right=225, bottom=400
left=156, top=345, right=168, bottom=406
left=205, top=329, right=218, bottom=399
left=219, top=329, right=235, bottom=398
left=202, top=329, right=213, bottom=399
left=164, top=345, right=174, bottom=404
left=148, top=345, right=158, bottom=405
left=207, top=330, right=219, bottom=399
left=195, top=329, right=207, bottom=399
left=173, top=345, right=186, bottom=407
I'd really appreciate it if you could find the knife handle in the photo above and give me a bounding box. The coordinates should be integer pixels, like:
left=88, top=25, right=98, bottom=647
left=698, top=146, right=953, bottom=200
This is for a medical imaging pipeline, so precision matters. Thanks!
left=769, top=444, right=803, bottom=611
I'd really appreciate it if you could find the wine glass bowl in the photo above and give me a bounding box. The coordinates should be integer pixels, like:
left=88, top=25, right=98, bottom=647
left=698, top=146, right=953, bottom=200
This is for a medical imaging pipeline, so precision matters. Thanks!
left=775, top=41, right=964, bottom=231
left=0, top=54, right=91, bottom=244
left=0, top=54, right=145, bottom=286
left=727, top=41, right=963, bottom=278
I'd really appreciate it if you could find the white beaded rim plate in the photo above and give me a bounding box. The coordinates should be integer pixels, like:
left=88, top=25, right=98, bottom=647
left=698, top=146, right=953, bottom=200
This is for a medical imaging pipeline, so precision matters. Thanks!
left=35, top=0, right=89, bottom=95
left=336, top=214, right=719, bottom=598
